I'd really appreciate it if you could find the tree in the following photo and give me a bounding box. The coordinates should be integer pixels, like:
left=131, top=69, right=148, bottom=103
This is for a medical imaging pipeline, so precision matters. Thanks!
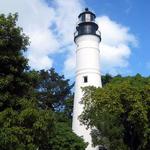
left=35, top=69, right=87, bottom=148
left=49, top=122, right=87, bottom=150
left=80, top=75, right=150, bottom=150
left=0, top=13, right=86, bottom=150
left=36, top=68, right=74, bottom=111
left=0, top=13, right=56, bottom=150
left=101, top=74, right=113, bottom=86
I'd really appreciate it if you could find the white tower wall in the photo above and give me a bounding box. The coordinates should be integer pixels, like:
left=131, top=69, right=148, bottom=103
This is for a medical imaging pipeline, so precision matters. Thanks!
left=72, top=34, right=102, bottom=150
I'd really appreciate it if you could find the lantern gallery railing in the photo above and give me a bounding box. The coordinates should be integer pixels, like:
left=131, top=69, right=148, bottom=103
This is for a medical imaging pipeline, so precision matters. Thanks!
left=74, top=30, right=101, bottom=39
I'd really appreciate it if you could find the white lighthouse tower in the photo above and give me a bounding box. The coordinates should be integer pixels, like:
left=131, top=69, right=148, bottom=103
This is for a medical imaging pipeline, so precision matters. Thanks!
left=72, top=8, right=102, bottom=150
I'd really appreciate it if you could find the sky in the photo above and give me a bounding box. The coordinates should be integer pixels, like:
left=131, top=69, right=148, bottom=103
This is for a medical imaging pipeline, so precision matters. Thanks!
left=0, top=0, right=149, bottom=79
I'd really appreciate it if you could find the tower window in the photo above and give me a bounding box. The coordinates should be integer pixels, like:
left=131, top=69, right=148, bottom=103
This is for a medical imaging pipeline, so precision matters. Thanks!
left=83, top=76, right=88, bottom=83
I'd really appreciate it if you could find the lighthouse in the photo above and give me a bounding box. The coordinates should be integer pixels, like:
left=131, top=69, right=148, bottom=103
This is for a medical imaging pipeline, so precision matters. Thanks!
left=72, top=8, right=102, bottom=150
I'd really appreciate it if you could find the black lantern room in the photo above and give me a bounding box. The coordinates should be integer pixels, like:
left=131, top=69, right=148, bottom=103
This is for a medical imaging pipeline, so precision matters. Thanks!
left=74, top=8, right=101, bottom=41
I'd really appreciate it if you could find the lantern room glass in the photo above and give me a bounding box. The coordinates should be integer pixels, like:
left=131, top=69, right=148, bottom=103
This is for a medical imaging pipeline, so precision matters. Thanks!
left=79, top=13, right=95, bottom=23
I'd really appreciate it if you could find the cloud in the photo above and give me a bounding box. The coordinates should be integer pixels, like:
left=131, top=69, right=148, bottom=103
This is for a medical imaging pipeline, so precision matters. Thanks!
left=0, top=0, right=83, bottom=70
left=63, top=45, right=76, bottom=78
left=28, top=54, right=53, bottom=70
left=0, top=0, right=59, bottom=69
left=97, top=16, right=137, bottom=74
left=0, top=0, right=137, bottom=77
left=51, top=0, right=83, bottom=46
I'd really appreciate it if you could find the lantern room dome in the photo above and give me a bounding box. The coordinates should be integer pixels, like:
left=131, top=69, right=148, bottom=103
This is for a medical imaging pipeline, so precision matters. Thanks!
left=78, top=8, right=96, bottom=22
left=74, top=8, right=101, bottom=41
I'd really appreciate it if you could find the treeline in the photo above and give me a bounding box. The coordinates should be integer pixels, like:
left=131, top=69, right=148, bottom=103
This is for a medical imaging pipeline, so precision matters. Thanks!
left=81, top=75, right=150, bottom=150
left=0, top=13, right=86, bottom=150
left=1, top=13, right=150, bottom=150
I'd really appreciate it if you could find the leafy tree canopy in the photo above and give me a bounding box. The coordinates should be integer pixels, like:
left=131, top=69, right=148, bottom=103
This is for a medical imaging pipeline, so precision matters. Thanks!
left=0, top=13, right=57, bottom=150
left=36, top=69, right=74, bottom=111
left=81, top=75, right=150, bottom=150
left=101, top=74, right=113, bottom=86
left=49, top=122, right=87, bottom=150
left=0, top=13, right=86, bottom=150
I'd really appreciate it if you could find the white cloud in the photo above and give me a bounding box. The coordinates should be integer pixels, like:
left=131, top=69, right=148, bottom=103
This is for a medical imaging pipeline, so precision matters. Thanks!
left=51, top=0, right=83, bottom=45
left=28, top=54, right=53, bottom=70
left=97, top=16, right=137, bottom=74
left=0, top=0, right=137, bottom=77
left=0, top=0, right=59, bottom=69
left=97, top=16, right=137, bottom=47
left=63, top=45, right=76, bottom=78
left=0, top=0, right=82, bottom=70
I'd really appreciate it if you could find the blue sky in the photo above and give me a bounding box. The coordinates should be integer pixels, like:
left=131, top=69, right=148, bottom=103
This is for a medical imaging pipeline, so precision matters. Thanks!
left=86, top=0, right=150, bottom=76
left=0, top=0, right=149, bottom=78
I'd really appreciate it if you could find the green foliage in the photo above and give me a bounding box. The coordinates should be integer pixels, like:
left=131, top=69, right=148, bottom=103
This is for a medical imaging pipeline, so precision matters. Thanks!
left=0, top=106, right=55, bottom=150
left=0, top=13, right=55, bottom=150
left=0, top=13, right=29, bottom=52
left=36, top=69, right=74, bottom=111
left=101, top=74, right=113, bottom=86
left=35, top=69, right=86, bottom=149
left=81, top=75, right=150, bottom=150
left=0, top=13, right=86, bottom=150
left=49, top=122, right=87, bottom=150
left=63, top=94, right=74, bottom=120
